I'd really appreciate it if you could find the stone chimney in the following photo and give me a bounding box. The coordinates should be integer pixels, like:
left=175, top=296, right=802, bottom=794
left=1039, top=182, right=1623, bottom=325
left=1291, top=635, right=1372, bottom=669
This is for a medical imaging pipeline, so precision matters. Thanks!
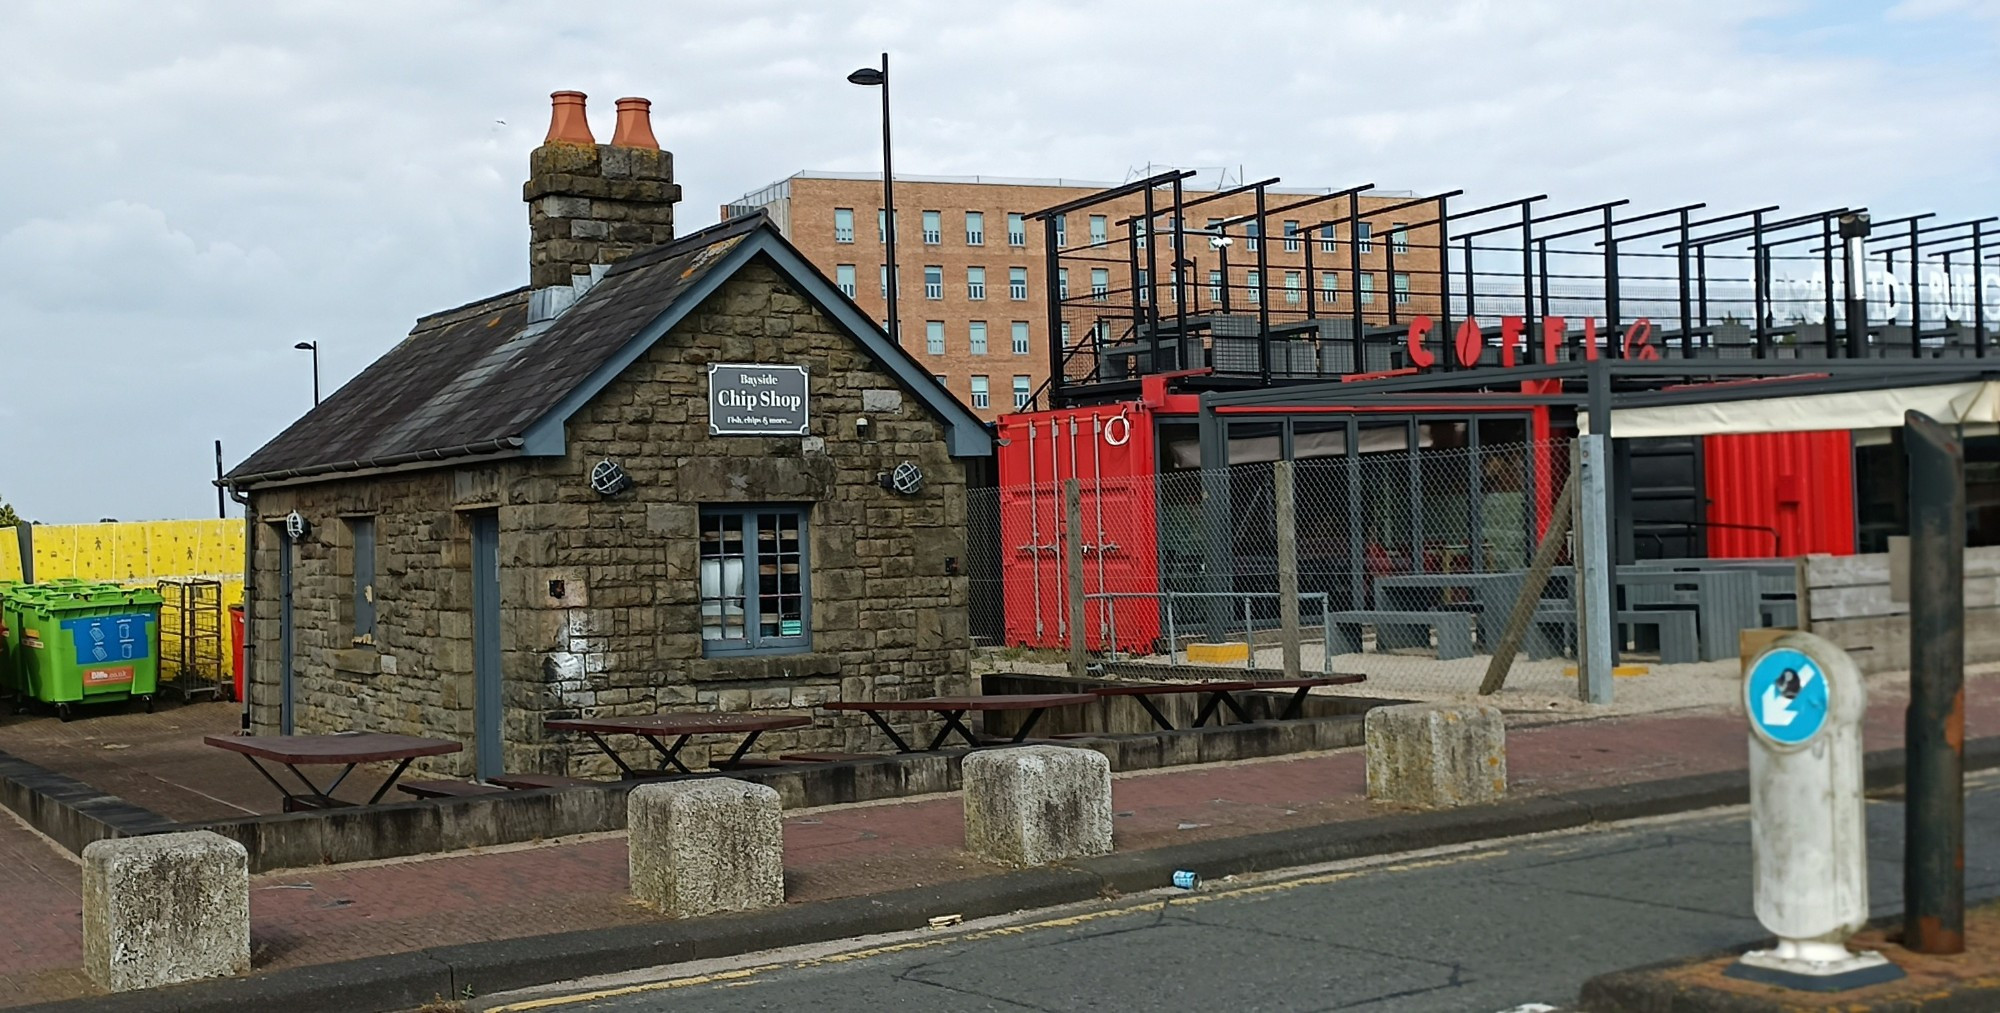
left=525, top=91, right=680, bottom=321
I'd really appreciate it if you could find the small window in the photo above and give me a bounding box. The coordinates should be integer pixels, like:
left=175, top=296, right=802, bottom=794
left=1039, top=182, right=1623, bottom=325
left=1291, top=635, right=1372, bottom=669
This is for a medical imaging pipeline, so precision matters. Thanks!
left=969, top=320, right=988, bottom=355
left=1284, top=271, right=1301, bottom=305
left=1391, top=223, right=1408, bottom=255
left=1319, top=224, right=1337, bottom=253
left=1053, top=214, right=1067, bottom=249
left=1058, top=268, right=1070, bottom=300
left=1168, top=269, right=1182, bottom=303
left=1320, top=271, right=1338, bottom=302
left=967, top=266, right=986, bottom=300
left=1393, top=272, right=1411, bottom=305
left=1089, top=214, right=1108, bottom=246
left=1060, top=321, right=1071, bottom=347
left=833, top=208, right=855, bottom=244
left=1012, top=375, right=1032, bottom=409
left=1009, top=266, right=1028, bottom=300
left=1246, top=269, right=1261, bottom=304
left=880, top=264, right=889, bottom=296
left=347, top=517, right=376, bottom=643
left=700, top=508, right=809, bottom=655
left=1356, top=222, right=1373, bottom=254
left=924, top=265, right=943, bottom=300
left=1245, top=221, right=1260, bottom=252
left=835, top=264, right=856, bottom=298
left=934, top=373, right=947, bottom=384
left=1136, top=268, right=1149, bottom=305
left=1283, top=220, right=1300, bottom=252
left=926, top=320, right=945, bottom=355
left=878, top=209, right=894, bottom=243
left=1011, top=321, right=1031, bottom=355
left=921, top=210, right=942, bottom=245
left=1359, top=272, right=1376, bottom=304
left=1007, top=213, right=1026, bottom=246
left=1205, top=217, right=1224, bottom=234
left=1091, top=268, right=1109, bottom=301
left=1135, top=219, right=1148, bottom=250
left=1208, top=270, right=1223, bottom=303
left=970, top=375, right=990, bottom=409
left=965, top=211, right=984, bottom=246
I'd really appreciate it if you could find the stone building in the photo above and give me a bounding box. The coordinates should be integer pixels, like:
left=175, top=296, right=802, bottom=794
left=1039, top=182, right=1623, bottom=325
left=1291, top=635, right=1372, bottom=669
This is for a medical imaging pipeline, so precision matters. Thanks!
left=224, top=93, right=992, bottom=779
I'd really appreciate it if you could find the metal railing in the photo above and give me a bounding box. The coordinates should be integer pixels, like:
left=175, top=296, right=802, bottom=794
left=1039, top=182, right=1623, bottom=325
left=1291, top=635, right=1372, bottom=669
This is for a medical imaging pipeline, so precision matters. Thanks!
left=1086, top=591, right=1334, bottom=673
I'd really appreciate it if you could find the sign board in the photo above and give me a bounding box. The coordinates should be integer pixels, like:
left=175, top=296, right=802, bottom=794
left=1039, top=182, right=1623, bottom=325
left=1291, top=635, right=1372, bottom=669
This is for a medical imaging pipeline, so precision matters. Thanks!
left=1745, top=646, right=1830, bottom=748
left=84, top=665, right=134, bottom=687
left=708, top=364, right=809, bottom=436
left=60, top=614, right=152, bottom=665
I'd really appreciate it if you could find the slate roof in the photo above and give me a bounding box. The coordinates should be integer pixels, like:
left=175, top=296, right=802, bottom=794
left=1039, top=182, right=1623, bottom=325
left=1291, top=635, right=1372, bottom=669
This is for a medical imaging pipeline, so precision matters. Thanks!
left=228, top=213, right=989, bottom=488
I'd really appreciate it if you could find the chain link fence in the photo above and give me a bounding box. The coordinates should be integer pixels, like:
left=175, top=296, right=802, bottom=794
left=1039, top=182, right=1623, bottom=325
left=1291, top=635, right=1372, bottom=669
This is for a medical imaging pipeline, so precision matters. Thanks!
left=970, top=437, right=1603, bottom=699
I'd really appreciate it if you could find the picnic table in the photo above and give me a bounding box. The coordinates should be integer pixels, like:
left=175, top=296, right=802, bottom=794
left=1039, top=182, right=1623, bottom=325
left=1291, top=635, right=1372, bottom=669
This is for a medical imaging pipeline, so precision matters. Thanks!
left=1093, top=674, right=1368, bottom=731
left=822, top=693, right=1097, bottom=753
left=545, top=713, right=811, bottom=778
left=1373, top=572, right=1529, bottom=650
left=203, top=732, right=462, bottom=812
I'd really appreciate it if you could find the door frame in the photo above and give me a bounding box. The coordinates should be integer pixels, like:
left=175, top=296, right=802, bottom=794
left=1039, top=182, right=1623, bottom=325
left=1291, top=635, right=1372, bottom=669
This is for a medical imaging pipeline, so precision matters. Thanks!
left=469, top=511, right=503, bottom=780
left=275, top=527, right=296, bottom=735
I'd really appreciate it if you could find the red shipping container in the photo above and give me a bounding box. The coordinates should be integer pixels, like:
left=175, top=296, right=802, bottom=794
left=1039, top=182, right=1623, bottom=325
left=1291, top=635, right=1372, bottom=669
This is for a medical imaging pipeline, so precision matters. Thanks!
left=1702, top=430, right=1855, bottom=558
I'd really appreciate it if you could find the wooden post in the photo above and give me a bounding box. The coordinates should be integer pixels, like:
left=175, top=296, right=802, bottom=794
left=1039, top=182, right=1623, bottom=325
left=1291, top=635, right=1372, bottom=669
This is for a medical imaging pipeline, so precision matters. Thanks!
left=1065, top=479, right=1086, bottom=679
left=1275, top=461, right=1302, bottom=679
left=1479, top=470, right=1577, bottom=695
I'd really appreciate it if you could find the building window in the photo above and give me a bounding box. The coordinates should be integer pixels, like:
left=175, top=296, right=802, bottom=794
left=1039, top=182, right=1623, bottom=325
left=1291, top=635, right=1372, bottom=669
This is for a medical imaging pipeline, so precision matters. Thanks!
left=835, top=264, right=856, bottom=298
left=921, top=210, right=941, bottom=245
left=970, top=375, right=990, bottom=409
left=1089, top=214, right=1108, bottom=246
left=1007, top=213, right=1026, bottom=246
left=346, top=517, right=375, bottom=643
left=1206, top=217, right=1224, bottom=235
left=1013, top=375, right=1032, bottom=409
left=878, top=209, right=893, bottom=243
left=926, top=320, right=945, bottom=355
left=1058, top=268, right=1070, bottom=300
left=834, top=208, right=854, bottom=244
left=880, top=264, right=889, bottom=296
left=1359, top=272, right=1375, bottom=304
left=969, top=321, right=988, bottom=355
left=1060, top=321, right=1071, bottom=348
left=1319, top=224, right=1337, bottom=253
left=1090, top=268, right=1109, bottom=301
left=1168, top=268, right=1182, bottom=302
left=1012, top=321, right=1031, bottom=355
left=1245, top=221, right=1260, bottom=252
left=1054, top=214, right=1067, bottom=248
left=934, top=374, right=947, bottom=384
left=967, top=266, right=986, bottom=300
left=1246, top=270, right=1261, bottom=304
left=1391, top=223, right=1408, bottom=255
left=965, top=211, right=984, bottom=246
left=1356, top=222, right=1372, bottom=254
left=1284, top=271, right=1301, bottom=305
left=1136, top=269, right=1150, bottom=305
left=924, top=265, right=943, bottom=300
left=1393, top=272, right=1411, bottom=305
left=1283, top=220, right=1300, bottom=252
left=1009, top=266, right=1028, bottom=300
left=1135, top=219, right=1148, bottom=250
left=699, top=508, right=809, bottom=655
left=1209, top=270, right=1223, bottom=303
left=1320, top=271, right=1338, bottom=302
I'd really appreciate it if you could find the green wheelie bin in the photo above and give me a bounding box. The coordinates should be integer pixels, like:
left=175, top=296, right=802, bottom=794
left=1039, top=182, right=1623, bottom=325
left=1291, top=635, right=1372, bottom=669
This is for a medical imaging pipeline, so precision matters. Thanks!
left=13, top=582, right=163, bottom=720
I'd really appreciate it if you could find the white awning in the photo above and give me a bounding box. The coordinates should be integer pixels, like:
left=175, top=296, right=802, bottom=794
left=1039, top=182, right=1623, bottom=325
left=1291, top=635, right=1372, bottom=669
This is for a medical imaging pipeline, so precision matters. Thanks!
left=1582, top=381, right=2000, bottom=438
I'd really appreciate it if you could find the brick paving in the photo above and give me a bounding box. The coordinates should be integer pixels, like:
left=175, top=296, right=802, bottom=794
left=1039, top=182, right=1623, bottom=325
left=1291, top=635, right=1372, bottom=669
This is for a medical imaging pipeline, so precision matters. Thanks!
left=2, top=688, right=1997, bottom=1008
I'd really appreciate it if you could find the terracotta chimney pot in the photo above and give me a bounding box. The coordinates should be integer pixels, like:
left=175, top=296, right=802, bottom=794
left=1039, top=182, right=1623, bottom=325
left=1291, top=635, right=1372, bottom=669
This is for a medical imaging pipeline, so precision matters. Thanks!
left=611, top=97, right=660, bottom=150
left=544, top=90, right=595, bottom=145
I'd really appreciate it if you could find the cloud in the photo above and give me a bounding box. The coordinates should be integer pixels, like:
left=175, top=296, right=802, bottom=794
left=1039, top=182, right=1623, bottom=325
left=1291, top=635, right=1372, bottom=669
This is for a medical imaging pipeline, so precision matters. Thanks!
left=0, top=0, right=1995, bottom=522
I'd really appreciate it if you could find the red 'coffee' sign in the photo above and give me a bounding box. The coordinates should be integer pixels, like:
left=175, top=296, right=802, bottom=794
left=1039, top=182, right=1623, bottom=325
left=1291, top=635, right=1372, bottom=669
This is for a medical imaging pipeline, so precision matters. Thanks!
left=1406, top=315, right=1660, bottom=368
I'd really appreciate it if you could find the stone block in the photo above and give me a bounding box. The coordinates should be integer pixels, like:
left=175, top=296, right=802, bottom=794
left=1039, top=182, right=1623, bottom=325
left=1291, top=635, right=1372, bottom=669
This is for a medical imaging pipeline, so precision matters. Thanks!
left=83, top=831, right=250, bottom=993
left=962, top=745, right=1114, bottom=867
left=628, top=779, right=784, bottom=917
left=1364, top=702, right=1506, bottom=808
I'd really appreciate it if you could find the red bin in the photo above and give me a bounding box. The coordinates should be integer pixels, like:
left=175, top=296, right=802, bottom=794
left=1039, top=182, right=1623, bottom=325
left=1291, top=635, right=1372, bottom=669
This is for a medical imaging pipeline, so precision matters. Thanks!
left=228, top=604, right=245, bottom=703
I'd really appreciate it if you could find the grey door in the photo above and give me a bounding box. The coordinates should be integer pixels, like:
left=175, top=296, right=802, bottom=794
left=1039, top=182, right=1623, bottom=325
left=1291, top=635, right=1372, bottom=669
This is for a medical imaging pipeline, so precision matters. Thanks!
left=470, top=512, right=502, bottom=779
left=277, top=532, right=295, bottom=734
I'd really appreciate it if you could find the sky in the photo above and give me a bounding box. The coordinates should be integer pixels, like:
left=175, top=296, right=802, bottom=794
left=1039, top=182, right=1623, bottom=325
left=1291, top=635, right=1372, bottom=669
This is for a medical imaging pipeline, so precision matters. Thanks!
left=1, top=0, right=1996, bottom=524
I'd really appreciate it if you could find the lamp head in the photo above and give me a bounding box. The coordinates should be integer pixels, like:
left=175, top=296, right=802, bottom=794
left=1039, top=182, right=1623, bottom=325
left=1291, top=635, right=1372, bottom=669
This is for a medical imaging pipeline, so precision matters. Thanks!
left=294, top=341, right=315, bottom=351
left=847, top=67, right=885, bottom=86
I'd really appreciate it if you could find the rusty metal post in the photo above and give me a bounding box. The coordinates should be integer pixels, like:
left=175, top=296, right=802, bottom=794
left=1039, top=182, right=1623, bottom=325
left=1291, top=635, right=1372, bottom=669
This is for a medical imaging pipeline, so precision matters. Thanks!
left=1904, top=410, right=1964, bottom=955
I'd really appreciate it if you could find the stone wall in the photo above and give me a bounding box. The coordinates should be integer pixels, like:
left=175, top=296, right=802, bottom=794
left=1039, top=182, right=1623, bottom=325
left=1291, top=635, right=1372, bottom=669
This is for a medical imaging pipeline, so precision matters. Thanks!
left=246, top=258, right=972, bottom=777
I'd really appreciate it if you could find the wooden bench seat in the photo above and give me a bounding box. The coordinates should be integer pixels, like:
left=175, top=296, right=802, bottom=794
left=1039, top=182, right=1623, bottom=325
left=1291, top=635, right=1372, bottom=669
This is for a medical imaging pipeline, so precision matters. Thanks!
left=397, top=779, right=507, bottom=799
left=1329, top=610, right=1475, bottom=660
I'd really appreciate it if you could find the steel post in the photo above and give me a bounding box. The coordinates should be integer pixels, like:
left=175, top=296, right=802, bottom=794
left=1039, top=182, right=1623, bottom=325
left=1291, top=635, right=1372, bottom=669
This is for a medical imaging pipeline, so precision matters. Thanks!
left=1904, top=410, right=1965, bottom=954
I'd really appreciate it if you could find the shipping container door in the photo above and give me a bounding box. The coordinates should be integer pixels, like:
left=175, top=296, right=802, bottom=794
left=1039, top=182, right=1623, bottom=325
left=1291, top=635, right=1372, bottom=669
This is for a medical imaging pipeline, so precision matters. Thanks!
left=1625, top=437, right=1705, bottom=560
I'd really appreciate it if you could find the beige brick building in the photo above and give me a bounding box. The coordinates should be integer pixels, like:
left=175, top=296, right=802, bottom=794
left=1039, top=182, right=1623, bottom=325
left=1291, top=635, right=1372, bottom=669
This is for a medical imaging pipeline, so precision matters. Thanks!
left=727, top=172, right=1443, bottom=417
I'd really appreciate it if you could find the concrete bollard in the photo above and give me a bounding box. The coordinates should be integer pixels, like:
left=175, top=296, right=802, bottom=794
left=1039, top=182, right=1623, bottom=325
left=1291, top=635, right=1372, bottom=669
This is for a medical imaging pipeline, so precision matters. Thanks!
left=1365, top=702, right=1507, bottom=808
left=628, top=778, right=784, bottom=918
left=83, top=831, right=251, bottom=993
left=962, top=745, right=1114, bottom=867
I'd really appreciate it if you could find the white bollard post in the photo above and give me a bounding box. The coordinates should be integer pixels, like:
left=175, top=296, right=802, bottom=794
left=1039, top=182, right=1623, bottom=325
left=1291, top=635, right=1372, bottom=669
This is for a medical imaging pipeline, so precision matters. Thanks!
left=628, top=779, right=785, bottom=918
left=83, top=831, right=251, bottom=992
left=1727, top=632, right=1904, bottom=990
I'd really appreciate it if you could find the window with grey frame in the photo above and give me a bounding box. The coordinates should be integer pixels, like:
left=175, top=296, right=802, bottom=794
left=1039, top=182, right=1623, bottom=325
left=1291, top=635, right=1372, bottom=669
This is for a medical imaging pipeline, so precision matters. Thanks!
left=346, top=516, right=376, bottom=644
left=699, top=508, right=809, bottom=655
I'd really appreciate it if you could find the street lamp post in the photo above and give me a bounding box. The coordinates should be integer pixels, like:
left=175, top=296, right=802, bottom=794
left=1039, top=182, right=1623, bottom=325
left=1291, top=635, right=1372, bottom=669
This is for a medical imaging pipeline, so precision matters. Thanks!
left=294, top=341, right=320, bottom=405
left=848, top=55, right=898, bottom=347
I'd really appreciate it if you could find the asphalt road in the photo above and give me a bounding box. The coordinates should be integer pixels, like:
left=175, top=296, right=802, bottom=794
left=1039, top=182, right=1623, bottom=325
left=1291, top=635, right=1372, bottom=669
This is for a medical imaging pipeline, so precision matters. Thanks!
left=480, top=775, right=2000, bottom=1013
